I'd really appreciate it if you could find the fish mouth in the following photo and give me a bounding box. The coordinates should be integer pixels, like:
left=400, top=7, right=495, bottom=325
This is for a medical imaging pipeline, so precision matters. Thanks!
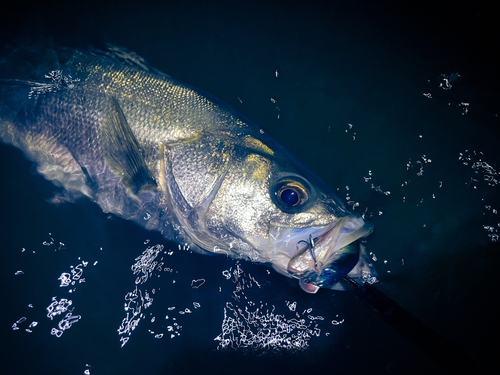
left=287, top=216, right=373, bottom=293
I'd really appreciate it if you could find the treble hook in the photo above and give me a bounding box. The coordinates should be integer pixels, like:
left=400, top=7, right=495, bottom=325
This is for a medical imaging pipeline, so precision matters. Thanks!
left=296, top=234, right=318, bottom=268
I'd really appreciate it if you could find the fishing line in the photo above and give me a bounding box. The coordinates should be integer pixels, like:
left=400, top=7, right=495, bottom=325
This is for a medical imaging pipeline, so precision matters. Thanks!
left=343, top=275, right=490, bottom=374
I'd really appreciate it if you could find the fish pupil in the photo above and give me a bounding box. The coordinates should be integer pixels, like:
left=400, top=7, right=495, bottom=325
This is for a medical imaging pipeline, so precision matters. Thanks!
left=280, top=188, right=299, bottom=206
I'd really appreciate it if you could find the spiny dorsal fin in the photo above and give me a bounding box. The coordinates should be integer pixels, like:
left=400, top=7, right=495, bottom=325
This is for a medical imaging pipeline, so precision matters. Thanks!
left=99, top=97, right=157, bottom=194
left=91, top=45, right=170, bottom=77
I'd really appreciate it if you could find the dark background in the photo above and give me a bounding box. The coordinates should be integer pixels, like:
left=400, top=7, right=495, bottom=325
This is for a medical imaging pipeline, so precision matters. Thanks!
left=1, top=1, right=499, bottom=374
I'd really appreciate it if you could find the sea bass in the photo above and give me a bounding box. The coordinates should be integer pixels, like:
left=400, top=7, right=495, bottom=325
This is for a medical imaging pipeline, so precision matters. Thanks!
left=0, top=45, right=375, bottom=293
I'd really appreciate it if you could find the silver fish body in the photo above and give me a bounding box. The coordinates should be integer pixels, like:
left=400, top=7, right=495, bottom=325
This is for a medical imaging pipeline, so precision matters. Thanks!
left=0, top=45, right=376, bottom=292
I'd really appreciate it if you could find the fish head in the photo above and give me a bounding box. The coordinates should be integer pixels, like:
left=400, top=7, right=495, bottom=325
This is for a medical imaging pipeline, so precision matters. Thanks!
left=164, top=131, right=375, bottom=293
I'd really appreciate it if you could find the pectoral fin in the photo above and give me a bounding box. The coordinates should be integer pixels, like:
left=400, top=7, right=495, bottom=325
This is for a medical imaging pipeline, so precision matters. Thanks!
left=99, top=98, right=157, bottom=194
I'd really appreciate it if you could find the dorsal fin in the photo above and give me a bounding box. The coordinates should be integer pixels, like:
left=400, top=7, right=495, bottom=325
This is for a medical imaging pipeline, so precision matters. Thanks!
left=90, top=45, right=170, bottom=77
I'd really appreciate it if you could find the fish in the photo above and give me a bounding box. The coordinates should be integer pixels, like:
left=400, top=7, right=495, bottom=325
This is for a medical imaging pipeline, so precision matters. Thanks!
left=0, top=44, right=376, bottom=293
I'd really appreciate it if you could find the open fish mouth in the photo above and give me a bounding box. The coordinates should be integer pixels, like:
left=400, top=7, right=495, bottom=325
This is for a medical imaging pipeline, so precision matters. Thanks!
left=287, top=216, right=374, bottom=293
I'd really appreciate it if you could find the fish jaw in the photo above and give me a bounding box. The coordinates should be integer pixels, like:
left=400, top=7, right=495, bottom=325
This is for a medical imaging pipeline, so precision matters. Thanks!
left=286, top=216, right=374, bottom=293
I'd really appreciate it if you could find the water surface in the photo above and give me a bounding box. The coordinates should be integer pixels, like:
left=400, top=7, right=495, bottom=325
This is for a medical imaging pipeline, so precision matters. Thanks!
left=1, top=1, right=498, bottom=374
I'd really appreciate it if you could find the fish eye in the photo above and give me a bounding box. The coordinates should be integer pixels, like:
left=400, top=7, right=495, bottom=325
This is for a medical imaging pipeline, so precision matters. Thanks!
left=272, top=177, right=311, bottom=212
left=279, top=187, right=300, bottom=206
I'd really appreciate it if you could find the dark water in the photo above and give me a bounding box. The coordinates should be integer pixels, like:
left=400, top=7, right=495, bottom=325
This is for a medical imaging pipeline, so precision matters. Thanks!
left=1, top=1, right=499, bottom=374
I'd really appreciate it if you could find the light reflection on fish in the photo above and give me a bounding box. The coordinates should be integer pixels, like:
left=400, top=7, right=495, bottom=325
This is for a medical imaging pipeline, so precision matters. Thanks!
left=0, top=44, right=376, bottom=293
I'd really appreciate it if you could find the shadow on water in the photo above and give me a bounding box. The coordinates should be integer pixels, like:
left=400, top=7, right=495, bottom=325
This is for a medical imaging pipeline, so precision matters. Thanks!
left=1, top=0, right=499, bottom=374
